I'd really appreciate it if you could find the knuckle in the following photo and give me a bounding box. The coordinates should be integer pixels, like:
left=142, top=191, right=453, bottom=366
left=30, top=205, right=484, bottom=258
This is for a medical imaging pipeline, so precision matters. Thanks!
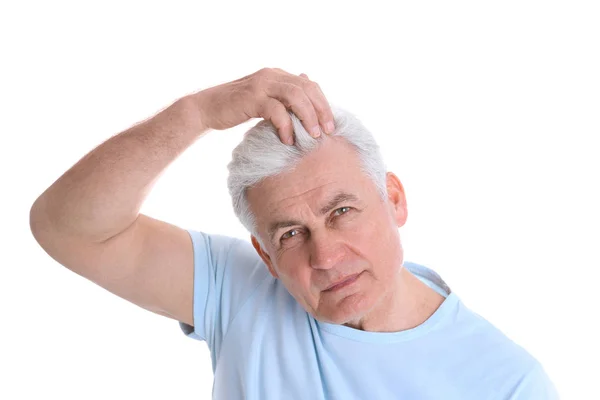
left=301, top=80, right=322, bottom=99
left=299, top=80, right=313, bottom=93
left=313, top=103, right=327, bottom=117
left=305, top=80, right=319, bottom=91
left=257, top=67, right=272, bottom=76
left=253, top=68, right=272, bottom=84
left=287, top=85, right=305, bottom=100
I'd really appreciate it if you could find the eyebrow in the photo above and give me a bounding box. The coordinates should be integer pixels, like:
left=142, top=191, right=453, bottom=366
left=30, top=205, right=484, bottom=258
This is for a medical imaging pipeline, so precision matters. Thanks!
left=267, top=191, right=360, bottom=244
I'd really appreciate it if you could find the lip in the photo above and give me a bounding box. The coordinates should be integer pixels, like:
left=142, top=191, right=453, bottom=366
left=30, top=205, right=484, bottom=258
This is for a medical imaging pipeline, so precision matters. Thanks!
left=324, top=272, right=362, bottom=292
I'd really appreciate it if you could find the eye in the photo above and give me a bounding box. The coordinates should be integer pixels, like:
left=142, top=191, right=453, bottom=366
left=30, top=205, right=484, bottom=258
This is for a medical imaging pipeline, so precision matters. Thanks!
left=333, top=206, right=352, bottom=216
left=281, top=229, right=300, bottom=241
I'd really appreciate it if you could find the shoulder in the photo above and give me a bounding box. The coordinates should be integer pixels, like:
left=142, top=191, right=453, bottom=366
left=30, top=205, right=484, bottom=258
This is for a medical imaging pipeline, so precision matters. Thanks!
left=454, top=301, right=538, bottom=364
left=500, top=361, right=559, bottom=399
left=452, top=300, right=554, bottom=384
left=441, top=301, right=559, bottom=396
left=187, top=230, right=268, bottom=281
left=186, top=229, right=274, bottom=321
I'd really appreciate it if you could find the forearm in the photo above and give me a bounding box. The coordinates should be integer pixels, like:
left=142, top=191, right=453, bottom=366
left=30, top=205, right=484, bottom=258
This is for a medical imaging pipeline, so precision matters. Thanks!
left=30, top=94, right=207, bottom=243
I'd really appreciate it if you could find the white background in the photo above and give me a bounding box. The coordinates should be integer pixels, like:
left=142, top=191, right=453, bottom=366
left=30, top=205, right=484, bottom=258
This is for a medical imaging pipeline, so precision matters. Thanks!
left=1, top=1, right=598, bottom=399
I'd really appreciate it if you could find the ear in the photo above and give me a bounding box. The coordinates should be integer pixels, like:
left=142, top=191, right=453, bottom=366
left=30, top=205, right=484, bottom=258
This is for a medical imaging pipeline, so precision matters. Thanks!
left=251, top=235, right=279, bottom=279
left=385, top=172, right=408, bottom=227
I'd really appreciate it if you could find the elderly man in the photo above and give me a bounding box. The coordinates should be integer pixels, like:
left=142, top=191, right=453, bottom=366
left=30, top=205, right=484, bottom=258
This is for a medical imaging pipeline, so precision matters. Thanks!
left=30, top=68, right=557, bottom=399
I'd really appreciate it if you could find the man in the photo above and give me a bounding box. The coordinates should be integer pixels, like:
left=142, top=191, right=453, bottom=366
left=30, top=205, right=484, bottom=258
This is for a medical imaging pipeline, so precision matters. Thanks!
left=30, top=68, right=558, bottom=399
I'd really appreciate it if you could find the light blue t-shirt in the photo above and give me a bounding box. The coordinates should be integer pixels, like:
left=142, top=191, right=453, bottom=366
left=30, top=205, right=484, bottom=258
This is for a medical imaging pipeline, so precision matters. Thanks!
left=179, top=230, right=558, bottom=399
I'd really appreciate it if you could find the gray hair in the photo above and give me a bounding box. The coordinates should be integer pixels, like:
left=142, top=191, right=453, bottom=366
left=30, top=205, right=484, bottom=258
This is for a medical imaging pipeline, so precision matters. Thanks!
left=226, top=106, right=388, bottom=247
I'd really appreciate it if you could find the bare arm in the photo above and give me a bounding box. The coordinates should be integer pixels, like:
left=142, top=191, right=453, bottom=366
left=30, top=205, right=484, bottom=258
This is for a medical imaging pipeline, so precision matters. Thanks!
left=29, top=68, right=335, bottom=325
left=29, top=95, right=205, bottom=323
left=30, top=95, right=206, bottom=244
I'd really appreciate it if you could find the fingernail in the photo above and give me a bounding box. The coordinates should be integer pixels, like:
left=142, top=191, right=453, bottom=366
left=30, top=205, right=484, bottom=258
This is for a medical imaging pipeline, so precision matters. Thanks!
left=287, top=137, right=294, bottom=145
left=325, top=121, right=335, bottom=134
left=310, top=125, right=321, bottom=137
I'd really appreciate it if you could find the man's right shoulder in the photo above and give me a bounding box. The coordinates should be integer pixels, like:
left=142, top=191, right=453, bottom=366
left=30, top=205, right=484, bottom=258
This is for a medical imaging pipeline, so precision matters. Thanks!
left=187, top=229, right=273, bottom=309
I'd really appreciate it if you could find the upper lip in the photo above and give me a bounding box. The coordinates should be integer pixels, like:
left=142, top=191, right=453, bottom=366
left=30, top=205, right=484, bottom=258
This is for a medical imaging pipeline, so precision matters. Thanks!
left=324, top=272, right=361, bottom=291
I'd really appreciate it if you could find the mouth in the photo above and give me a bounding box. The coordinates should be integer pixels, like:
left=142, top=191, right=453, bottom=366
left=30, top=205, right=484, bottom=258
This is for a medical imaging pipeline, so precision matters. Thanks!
left=324, top=272, right=363, bottom=292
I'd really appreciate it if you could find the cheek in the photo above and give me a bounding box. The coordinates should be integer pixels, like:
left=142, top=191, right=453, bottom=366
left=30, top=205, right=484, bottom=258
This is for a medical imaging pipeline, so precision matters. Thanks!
left=354, top=209, right=389, bottom=245
left=359, top=209, right=403, bottom=270
left=278, top=263, right=314, bottom=297
left=281, top=269, right=321, bottom=312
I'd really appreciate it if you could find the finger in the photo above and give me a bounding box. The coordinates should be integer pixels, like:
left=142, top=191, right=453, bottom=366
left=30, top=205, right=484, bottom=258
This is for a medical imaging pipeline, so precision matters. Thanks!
left=259, top=98, right=294, bottom=145
left=278, top=71, right=334, bottom=134
left=265, top=82, right=322, bottom=138
left=298, top=78, right=335, bottom=134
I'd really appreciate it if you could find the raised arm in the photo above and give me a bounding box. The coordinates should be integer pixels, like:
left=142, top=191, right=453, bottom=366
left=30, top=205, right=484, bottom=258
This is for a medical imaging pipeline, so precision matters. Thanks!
left=29, top=68, right=334, bottom=326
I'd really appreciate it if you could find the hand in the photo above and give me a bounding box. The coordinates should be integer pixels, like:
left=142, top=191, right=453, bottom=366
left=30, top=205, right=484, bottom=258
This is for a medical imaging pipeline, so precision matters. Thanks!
left=193, top=68, right=335, bottom=145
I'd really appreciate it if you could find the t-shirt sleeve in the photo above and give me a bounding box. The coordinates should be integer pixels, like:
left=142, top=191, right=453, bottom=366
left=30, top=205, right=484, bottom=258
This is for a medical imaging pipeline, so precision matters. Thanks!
left=508, top=362, right=560, bottom=399
left=178, top=230, right=270, bottom=351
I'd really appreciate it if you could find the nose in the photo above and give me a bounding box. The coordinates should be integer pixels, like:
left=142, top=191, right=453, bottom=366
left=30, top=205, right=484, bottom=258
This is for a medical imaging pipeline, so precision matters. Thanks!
left=308, top=230, right=345, bottom=270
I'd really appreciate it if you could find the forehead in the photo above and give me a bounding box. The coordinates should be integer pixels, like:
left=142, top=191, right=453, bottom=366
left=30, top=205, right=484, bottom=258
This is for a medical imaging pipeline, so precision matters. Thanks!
left=246, top=137, right=373, bottom=227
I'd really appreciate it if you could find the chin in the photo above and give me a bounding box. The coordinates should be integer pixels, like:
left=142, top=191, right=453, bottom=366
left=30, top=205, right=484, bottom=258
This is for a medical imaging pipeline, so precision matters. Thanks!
left=317, top=290, right=375, bottom=325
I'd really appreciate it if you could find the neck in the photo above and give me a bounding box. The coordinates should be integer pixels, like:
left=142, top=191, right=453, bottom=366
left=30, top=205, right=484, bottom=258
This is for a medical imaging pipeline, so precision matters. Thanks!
left=344, top=266, right=446, bottom=332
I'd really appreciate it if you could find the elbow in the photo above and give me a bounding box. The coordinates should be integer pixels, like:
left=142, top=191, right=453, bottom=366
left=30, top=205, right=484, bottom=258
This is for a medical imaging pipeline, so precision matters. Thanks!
left=29, top=196, right=51, bottom=246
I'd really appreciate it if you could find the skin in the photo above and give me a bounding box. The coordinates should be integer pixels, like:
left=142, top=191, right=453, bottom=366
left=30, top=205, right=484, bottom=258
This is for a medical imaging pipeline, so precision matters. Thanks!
left=31, top=65, right=442, bottom=332
left=248, top=135, right=445, bottom=331
left=29, top=67, right=337, bottom=327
